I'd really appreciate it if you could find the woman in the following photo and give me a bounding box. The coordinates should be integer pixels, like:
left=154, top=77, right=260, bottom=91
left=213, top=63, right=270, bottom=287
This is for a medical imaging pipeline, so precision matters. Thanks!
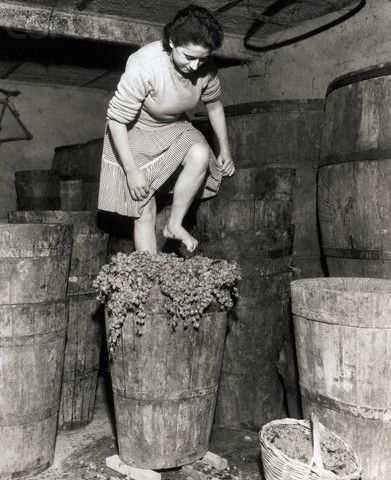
left=98, top=4, right=235, bottom=253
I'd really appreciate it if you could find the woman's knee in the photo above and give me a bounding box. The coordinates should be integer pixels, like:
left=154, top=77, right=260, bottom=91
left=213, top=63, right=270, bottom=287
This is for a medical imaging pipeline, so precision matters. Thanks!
left=135, top=197, right=156, bottom=224
left=182, top=142, right=210, bottom=170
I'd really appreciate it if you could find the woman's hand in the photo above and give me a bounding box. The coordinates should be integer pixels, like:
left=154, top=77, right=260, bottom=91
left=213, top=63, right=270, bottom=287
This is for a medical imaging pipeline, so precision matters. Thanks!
left=125, top=168, right=150, bottom=201
left=217, top=150, right=235, bottom=177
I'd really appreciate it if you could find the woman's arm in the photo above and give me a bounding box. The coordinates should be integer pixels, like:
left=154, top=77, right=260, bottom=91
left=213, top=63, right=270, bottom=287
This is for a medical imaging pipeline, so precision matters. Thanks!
left=108, top=119, right=150, bottom=201
left=204, top=100, right=235, bottom=177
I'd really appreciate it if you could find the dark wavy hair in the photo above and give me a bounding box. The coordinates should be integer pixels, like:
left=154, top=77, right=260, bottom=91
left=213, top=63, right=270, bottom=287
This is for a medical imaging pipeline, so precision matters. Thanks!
left=162, top=4, right=224, bottom=52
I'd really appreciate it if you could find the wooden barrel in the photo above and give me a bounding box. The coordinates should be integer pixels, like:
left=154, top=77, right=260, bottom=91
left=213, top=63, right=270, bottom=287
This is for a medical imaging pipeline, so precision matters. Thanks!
left=52, top=142, right=85, bottom=180
left=8, top=211, right=109, bottom=430
left=291, top=277, right=391, bottom=480
left=52, top=139, right=102, bottom=210
left=60, top=180, right=84, bottom=211
left=0, top=224, right=72, bottom=477
left=108, top=288, right=228, bottom=469
left=195, top=102, right=324, bottom=421
left=319, top=65, right=391, bottom=278
left=196, top=167, right=295, bottom=429
left=221, top=100, right=324, bottom=279
left=15, top=170, right=60, bottom=210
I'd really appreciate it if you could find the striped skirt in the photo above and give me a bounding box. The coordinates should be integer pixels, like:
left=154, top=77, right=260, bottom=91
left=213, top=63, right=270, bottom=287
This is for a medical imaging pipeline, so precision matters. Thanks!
left=98, top=119, right=222, bottom=218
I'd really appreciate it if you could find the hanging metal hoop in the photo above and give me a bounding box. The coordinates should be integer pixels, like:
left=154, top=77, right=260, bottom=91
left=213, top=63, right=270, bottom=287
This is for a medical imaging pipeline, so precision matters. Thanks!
left=0, top=88, right=33, bottom=144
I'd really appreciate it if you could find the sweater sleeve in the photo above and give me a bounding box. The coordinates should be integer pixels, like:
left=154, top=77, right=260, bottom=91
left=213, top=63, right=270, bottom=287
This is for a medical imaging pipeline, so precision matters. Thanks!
left=106, top=56, right=152, bottom=124
left=200, top=61, right=222, bottom=104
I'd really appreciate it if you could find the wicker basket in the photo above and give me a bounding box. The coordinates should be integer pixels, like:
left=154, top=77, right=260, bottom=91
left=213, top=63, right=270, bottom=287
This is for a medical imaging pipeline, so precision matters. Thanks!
left=260, top=418, right=362, bottom=480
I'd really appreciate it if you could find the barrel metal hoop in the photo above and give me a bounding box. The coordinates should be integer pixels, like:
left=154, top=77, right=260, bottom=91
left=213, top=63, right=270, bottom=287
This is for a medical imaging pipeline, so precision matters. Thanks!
left=0, top=404, right=59, bottom=426
left=223, top=99, right=325, bottom=117
left=327, top=63, right=391, bottom=96
left=112, top=385, right=218, bottom=402
left=301, top=386, right=391, bottom=421
left=322, top=247, right=391, bottom=260
left=293, top=312, right=391, bottom=330
left=0, top=299, right=67, bottom=307
left=320, top=149, right=391, bottom=166
left=0, top=328, right=67, bottom=347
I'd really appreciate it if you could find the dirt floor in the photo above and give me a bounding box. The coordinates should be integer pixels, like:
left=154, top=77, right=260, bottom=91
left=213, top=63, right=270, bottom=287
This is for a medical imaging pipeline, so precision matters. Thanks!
left=23, top=378, right=264, bottom=480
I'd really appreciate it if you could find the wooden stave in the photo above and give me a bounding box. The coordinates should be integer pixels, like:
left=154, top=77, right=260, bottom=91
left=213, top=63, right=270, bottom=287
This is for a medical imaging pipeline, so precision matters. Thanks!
left=107, top=290, right=228, bottom=469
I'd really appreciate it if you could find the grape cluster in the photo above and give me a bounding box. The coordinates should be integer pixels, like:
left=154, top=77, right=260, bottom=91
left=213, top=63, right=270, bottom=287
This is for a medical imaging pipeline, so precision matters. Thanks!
left=93, top=251, right=241, bottom=357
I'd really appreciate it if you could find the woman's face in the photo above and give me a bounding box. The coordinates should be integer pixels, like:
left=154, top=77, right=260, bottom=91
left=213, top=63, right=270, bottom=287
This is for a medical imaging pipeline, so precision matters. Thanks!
left=169, top=41, right=211, bottom=74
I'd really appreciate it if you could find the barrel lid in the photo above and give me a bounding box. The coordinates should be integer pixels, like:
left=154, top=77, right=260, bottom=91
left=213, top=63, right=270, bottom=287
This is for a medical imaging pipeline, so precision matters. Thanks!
left=327, top=62, right=391, bottom=96
left=291, top=277, right=391, bottom=328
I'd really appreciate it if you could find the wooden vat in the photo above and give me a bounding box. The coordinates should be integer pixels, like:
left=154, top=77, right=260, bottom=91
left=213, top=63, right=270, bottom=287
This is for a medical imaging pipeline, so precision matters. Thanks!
left=0, top=224, right=72, bottom=477
left=319, top=64, right=391, bottom=278
left=108, top=289, right=228, bottom=469
left=196, top=167, right=295, bottom=429
left=291, top=277, right=391, bottom=480
left=8, top=211, right=108, bottom=430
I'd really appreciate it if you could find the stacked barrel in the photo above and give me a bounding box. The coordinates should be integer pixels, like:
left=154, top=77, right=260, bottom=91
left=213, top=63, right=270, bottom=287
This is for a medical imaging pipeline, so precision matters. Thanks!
left=0, top=224, right=72, bottom=477
left=9, top=211, right=109, bottom=430
left=218, top=100, right=325, bottom=280
left=318, top=64, right=391, bottom=278
left=293, top=64, right=391, bottom=480
left=196, top=167, right=295, bottom=429
left=4, top=135, right=112, bottom=476
left=195, top=101, right=324, bottom=425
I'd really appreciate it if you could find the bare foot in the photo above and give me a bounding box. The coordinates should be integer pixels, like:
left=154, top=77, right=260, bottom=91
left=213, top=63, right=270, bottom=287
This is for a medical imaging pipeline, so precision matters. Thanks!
left=163, top=222, right=198, bottom=252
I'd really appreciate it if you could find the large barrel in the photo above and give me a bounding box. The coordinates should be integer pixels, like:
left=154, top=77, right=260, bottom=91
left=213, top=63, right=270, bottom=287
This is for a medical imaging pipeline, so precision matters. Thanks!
left=291, top=277, right=391, bottom=480
left=196, top=167, right=295, bottom=429
left=319, top=64, right=391, bottom=278
left=195, top=102, right=324, bottom=418
left=8, top=211, right=108, bottom=430
left=109, top=288, right=228, bottom=469
left=205, top=100, right=325, bottom=280
left=15, top=170, right=60, bottom=210
left=0, top=224, right=72, bottom=477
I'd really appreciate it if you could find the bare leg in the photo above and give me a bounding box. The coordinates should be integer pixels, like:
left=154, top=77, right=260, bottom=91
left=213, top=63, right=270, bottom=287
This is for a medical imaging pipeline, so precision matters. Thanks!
left=163, top=142, right=209, bottom=252
left=134, top=194, right=157, bottom=252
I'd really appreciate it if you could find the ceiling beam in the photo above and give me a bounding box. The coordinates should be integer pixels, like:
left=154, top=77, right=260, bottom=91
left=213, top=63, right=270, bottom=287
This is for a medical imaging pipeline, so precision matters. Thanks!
left=0, top=1, right=254, bottom=63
